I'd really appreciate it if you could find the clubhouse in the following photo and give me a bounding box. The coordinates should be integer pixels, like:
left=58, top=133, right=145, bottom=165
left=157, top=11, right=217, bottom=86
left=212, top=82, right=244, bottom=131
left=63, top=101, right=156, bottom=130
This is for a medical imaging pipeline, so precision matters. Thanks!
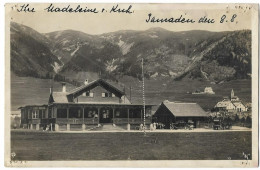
left=19, top=79, right=153, bottom=131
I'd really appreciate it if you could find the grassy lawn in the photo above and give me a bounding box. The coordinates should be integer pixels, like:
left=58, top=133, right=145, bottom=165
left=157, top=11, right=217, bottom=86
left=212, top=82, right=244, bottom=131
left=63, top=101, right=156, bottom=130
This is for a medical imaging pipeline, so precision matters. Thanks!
left=11, top=74, right=251, bottom=112
left=11, top=131, right=251, bottom=160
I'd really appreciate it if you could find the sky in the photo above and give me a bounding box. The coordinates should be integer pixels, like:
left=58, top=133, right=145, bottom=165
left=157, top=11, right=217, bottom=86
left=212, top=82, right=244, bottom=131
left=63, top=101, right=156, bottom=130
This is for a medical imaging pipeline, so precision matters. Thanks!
left=7, top=3, right=254, bottom=35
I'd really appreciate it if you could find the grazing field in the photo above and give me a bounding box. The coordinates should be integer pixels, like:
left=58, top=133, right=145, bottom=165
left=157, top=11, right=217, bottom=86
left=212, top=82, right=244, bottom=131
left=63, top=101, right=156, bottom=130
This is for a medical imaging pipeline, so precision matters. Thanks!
left=11, top=74, right=251, bottom=112
left=11, top=131, right=251, bottom=160
left=11, top=74, right=76, bottom=111
left=123, top=77, right=251, bottom=111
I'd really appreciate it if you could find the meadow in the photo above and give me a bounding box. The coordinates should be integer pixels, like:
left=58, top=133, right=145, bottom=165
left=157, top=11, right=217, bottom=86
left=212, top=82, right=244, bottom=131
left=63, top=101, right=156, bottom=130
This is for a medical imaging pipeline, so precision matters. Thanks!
left=11, top=74, right=251, bottom=112
left=11, top=131, right=251, bottom=160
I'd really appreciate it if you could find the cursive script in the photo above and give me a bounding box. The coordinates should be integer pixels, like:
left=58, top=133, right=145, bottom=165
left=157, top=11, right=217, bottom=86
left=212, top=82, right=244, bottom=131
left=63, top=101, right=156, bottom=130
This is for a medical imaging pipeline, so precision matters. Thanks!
left=17, top=4, right=35, bottom=12
left=146, top=13, right=195, bottom=23
left=110, top=4, right=133, bottom=14
left=44, top=4, right=99, bottom=13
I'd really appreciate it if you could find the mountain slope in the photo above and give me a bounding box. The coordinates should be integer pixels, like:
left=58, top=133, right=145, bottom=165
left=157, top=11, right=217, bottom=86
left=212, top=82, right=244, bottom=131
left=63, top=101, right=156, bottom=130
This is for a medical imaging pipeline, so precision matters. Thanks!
left=45, top=30, right=103, bottom=64
left=54, top=28, right=233, bottom=81
left=11, top=22, right=251, bottom=83
left=10, top=22, right=62, bottom=78
left=177, top=30, right=251, bottom=82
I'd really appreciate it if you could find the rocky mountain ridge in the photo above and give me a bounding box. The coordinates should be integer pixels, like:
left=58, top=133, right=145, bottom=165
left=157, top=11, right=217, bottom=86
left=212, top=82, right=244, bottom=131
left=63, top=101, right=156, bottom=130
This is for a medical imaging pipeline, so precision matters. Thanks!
left=10, top=22, right=251, bottom=84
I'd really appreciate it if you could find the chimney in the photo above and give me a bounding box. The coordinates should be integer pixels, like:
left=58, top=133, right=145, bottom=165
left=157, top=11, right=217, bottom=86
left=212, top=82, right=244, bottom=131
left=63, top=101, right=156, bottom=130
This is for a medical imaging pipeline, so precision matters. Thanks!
left=61, top=82, right=66, bottom=92
left=84, top=79, right=89, bottom=85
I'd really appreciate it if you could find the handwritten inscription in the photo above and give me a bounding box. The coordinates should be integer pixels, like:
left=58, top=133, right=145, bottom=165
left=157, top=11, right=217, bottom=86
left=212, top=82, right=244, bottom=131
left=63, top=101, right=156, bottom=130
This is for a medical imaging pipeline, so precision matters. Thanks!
left=220, top=14, right=237, bottom=23
left=198, top=16, right=215, bottom=23
left=15, top=3, right=239, bottom=25
left=17, top=4, right=35, bottom=12
left=16, top=3, right=134, bottom=14
left=146, top=13, right=237, bottom=24
left=44, top=4, right=98, bottom=13
left=110, top=4, right=133, bottom=14
left=146, top=13, right=195, bottom=23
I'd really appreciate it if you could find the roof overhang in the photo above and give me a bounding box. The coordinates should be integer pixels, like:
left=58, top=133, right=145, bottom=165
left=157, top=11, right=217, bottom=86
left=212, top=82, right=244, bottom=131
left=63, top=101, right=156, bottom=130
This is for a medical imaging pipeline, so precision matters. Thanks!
left=18, top=104, right=48, bottom=110
left=49, top=102, right=155, bottom=107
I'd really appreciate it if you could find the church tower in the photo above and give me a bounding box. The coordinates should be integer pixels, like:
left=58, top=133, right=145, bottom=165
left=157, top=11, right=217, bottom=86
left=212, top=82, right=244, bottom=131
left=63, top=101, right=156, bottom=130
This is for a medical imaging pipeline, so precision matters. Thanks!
left=231, top=89, right=234, bottom=99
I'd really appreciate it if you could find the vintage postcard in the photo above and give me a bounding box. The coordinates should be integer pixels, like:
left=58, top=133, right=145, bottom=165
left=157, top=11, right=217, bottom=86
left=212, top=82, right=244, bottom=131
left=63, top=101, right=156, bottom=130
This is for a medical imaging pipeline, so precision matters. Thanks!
left=5, top=3, right=259, bottom=167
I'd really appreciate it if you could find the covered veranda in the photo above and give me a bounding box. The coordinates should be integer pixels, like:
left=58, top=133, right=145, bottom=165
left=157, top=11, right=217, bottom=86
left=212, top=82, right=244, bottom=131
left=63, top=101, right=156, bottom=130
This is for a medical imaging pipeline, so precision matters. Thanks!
left=49, top=103, right=153, bottom=131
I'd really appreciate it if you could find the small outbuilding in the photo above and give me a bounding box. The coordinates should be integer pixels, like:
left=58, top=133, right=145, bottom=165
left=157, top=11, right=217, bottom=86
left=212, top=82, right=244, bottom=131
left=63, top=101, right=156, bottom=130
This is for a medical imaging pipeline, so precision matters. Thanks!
left=153, top=100, right=208, bottom=129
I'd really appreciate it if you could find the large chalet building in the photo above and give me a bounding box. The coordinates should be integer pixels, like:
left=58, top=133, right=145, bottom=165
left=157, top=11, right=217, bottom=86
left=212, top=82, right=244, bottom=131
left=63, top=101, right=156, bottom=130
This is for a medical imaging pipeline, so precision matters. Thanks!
left=19, top=79, right=153, bottom=131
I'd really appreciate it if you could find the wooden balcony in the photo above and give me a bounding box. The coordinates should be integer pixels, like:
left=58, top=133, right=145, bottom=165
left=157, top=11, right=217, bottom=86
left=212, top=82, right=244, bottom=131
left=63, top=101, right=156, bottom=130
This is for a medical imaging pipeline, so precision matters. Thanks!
left=84, top=118, right=99, bottom=124
left=50, top=117, right=151, bottom=125
left=113, top=118, right=151, bottom=124
left=56, top=118, right=83, bottom=124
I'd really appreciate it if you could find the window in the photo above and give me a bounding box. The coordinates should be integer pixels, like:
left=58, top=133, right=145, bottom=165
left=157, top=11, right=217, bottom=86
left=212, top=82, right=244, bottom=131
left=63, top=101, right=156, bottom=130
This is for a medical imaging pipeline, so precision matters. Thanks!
left=88, top=111, right=93, bottom=118
left=129, top=108, right=142, bottom=118
left=102, top=92, right=114, bottom=98
left=87, top=110, right=96, bottom=118
left=69, top=107, right=82, bottom=118
left=39, top=110, right=46, bottom=119
left=21, top=110, right=24, bottom=119
left=39, top=110, right=42, bottom=119
left=102, top=110, right=110, bottom=118
left=57, top=108, right=67, bottom=118
left=42, top=110, right=46, bottom=118
left=32, top=110, right=39, bottom=119
left=115, top=111, right=120, bottom=117
left=115, top=109, right=127, bottom=118
left=83, top=91, right=94, bottom=97
left=48, top=108, right=52, bottom=118
left=89, top=92, right=94, bottom=97
left=28, top=110, right=32, bottom=119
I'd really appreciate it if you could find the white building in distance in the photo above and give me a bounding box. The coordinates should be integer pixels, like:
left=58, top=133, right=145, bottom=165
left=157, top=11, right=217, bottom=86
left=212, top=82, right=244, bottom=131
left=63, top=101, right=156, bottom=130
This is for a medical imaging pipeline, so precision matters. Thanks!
left=215, top=89, right=247, bottom=112
left=204, top=87, right=215, bottom=94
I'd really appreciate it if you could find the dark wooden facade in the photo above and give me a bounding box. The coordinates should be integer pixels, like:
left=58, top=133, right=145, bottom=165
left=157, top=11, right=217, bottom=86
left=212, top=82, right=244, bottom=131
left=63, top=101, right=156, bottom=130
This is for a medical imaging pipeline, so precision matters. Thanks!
left=19, top=79, right=153, bottom=131
left=153, top=101, right=208, bottom=129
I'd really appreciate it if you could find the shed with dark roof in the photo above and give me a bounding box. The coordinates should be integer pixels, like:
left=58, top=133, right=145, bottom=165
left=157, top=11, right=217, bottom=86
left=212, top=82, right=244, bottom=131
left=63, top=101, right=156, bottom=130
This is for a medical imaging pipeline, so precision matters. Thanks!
left=153, top=100, right=208, bottom=128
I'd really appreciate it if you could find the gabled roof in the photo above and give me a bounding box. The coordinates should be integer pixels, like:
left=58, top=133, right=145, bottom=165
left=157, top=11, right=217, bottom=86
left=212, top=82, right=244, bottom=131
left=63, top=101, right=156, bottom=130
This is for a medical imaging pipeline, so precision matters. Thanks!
left=67, top=79, right=125, bottom=98
left=215, top=100, right=234, bottom=107
left=232, top=101, right=246, bottom=107
left=52, top=92, right=69, bottom=103
left=162, top=101, right=207, bottom=117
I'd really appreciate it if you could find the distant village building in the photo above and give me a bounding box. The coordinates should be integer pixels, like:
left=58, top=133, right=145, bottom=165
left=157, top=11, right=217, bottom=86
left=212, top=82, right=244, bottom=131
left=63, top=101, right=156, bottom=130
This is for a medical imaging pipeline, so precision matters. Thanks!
left=192, top=87, right=215, bottom=95
left=19, top=79, right=153, bottom=131
left=230, top=89, right=240, bottom=101
left=215, top=89, right=247, bottom=112
left=204, top=87, right=215, bottom=94
left=153, top=100, right=208, bottom=129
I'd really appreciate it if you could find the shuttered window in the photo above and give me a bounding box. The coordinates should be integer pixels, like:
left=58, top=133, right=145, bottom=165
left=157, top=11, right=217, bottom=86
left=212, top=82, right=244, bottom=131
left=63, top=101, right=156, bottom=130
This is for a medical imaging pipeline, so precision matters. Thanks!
left=84, top=91, right=94, bottom=97
left=102, top=92, right=114, bottom=97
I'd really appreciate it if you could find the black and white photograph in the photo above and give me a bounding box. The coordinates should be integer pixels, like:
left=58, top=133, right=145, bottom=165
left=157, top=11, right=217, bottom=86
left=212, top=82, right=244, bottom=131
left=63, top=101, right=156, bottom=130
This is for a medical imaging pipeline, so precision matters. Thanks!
left=4, top=3, right=259, bottom=168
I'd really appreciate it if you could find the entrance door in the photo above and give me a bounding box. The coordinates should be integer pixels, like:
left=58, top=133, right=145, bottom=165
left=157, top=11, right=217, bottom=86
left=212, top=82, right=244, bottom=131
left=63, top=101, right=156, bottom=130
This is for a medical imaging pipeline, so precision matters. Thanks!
left=99, top=108, right=113, bottom=123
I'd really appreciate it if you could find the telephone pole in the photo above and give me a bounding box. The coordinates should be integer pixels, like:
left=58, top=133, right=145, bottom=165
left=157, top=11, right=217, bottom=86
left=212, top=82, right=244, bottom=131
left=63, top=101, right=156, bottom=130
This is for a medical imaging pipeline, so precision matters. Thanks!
left=142, top=58, right=146, bottom=135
